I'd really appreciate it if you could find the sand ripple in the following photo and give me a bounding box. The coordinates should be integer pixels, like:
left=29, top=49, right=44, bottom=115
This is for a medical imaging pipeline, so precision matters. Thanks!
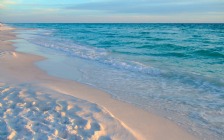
left=0, top=83, right=135, bottom=140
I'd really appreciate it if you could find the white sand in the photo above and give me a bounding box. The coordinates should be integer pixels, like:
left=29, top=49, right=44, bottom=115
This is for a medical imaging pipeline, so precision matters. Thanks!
left=0, top=82, right=135, bottom=140
left=0, top=24, right=198, bottom=140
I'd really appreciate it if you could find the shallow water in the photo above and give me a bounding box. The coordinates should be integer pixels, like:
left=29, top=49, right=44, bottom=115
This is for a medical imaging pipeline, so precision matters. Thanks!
left=11, top=23, right=224, bottom=140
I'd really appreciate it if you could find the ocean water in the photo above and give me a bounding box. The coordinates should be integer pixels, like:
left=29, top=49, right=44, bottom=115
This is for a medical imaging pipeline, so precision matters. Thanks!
left=11, top=23, right=224, bottom=139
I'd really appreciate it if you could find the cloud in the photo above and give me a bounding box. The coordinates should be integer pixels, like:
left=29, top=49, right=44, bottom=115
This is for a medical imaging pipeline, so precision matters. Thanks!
left=1, top=0, right=224, bottom=23
left=66, top=0, right=224, bottom=15
left=0, top=0, right=17, bottom=9
left=0, top=4, right=5, bottom=9
left=1, top=0, right=17, bottom=5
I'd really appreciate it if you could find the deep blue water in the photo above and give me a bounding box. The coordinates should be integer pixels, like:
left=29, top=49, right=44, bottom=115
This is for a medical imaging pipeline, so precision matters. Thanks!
left=10, top=23, right=224, bottom=139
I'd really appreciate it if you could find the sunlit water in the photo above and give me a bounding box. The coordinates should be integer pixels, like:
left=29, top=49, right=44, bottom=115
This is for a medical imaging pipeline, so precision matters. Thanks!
left=11, top=23, right=224, bottom=139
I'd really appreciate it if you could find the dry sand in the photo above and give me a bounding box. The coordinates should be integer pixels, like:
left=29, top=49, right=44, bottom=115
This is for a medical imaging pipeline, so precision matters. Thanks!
left=0, top=24, right=198, bottom=140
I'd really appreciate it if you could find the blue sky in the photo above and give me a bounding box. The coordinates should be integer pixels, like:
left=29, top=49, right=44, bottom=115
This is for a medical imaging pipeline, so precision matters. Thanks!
left=0, top=0, right=224, bottom=23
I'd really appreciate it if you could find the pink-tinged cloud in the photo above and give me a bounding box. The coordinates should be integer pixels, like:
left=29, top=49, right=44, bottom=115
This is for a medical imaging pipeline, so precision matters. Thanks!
left=0, top=0, right=224, bottom=23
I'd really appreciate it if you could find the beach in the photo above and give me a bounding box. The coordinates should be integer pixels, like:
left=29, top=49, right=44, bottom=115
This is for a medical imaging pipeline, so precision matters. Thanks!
left=0, top=24, right=200, bottom=139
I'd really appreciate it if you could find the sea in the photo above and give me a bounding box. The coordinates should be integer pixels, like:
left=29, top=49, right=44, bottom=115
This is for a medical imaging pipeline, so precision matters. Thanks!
left=9, top=23, right=224, bottom=140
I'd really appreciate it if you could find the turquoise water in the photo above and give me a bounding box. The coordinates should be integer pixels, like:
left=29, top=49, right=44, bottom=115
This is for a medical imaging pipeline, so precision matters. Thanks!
left=11, top=23, right=224, bottom=139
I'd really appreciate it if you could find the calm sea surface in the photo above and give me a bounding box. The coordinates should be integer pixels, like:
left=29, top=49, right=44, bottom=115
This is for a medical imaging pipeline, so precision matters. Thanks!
left=11, top=23, right=224, bottom=139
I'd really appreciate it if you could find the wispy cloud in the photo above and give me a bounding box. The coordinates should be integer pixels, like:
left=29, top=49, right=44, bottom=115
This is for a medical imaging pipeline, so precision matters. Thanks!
left=66, top=0, right=224, bottom=14
left=0, top=4, right=5, bottom=9
left=1, top=0, right=224, bottom=22
left=0, top=0, right=17, bottom=6
left=0, top=0, right=17, bottom=9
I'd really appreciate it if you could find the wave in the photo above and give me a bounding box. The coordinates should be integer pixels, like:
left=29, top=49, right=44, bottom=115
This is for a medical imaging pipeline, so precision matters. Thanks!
left=194, top=50, right=224, bottom=59
left=26, top=31, right=224, bottom=94
left=28, top=34, right=162, bottom=76
left=151, top=52, right=188, bottom=58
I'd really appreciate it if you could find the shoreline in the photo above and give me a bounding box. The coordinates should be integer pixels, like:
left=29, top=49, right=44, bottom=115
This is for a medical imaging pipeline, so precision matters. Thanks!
left=0, top=25, right=198, bottom=140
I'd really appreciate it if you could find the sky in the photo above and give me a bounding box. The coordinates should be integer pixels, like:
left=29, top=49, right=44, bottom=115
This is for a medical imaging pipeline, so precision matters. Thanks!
left=0, top=0, right=224, bottom=23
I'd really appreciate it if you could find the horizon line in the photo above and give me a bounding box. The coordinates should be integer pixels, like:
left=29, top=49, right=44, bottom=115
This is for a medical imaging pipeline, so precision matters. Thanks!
left=4, top=22, right=224, bottom=24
